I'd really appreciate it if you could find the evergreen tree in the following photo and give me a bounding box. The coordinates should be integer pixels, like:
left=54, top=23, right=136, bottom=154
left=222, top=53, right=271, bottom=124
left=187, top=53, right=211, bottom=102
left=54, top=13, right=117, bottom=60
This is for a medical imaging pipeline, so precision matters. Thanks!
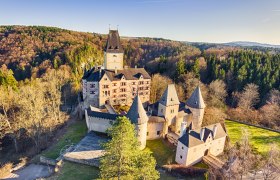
left=100, top=116, right=159, bottom=180
left=192, top=58, right=200, bottom=78
left=176, top=57, right=186, bottom=77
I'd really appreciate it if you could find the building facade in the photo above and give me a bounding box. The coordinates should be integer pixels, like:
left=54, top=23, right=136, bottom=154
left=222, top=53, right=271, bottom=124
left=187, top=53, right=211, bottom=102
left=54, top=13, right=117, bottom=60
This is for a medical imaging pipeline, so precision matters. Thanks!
left=82, top=30, right=151, bottom=108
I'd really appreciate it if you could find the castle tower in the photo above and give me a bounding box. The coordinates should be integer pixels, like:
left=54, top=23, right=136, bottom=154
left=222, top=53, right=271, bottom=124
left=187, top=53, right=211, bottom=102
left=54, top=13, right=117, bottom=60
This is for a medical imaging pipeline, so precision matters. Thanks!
left=157, top=84, right=180, bottom=135
left=104, top=30, right=124, bottom=70
left=126, top=94, right=149, bottom=150
left=185, top=86, right=206, bottom=129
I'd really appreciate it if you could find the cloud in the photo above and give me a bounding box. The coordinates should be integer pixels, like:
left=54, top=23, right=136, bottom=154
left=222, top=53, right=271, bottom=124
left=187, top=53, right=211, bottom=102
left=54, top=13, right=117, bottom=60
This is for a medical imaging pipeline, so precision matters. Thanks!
left=272, top=9, right=280, bottom=12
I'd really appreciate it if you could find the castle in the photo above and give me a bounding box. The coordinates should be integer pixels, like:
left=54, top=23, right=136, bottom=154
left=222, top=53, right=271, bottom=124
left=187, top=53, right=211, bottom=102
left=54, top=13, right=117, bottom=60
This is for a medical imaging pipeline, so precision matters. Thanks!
left=83, top=30, right=227, bottom=166
left=82, top=30, right=151, bottom=108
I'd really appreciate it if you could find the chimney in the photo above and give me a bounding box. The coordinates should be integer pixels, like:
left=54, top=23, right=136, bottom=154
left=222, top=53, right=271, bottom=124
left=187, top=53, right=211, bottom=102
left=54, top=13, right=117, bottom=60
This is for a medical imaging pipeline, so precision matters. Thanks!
left=99, top=68, right=102, bottom=78
left=200, top=128, right=205, bottom=141
left=213, top=124, right=217, bottom=138
left=115, top=67, right=117, bottom=74
left=135, top=65, right=137, bottom=69
left=180, top=121, right=187, bottom=137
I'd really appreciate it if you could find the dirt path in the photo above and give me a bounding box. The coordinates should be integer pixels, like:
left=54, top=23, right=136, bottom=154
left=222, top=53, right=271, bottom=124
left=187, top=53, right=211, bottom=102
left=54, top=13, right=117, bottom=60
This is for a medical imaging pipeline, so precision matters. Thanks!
left=3, top=164, right=54, bottom=180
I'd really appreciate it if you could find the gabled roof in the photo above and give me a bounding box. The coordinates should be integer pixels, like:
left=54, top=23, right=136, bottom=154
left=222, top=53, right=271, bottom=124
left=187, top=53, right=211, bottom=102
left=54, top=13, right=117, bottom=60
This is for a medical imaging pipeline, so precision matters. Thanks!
left=178, top=123, right=227, bottom=148
left=126, top=94, right=149, bottom=125
left=159, top=84, right=180, bottom=106
left=83, top=68, right=151, bottom=82
left=105, top=30, right=124, bottom=53
left=186, top=86, right=206, bottom=109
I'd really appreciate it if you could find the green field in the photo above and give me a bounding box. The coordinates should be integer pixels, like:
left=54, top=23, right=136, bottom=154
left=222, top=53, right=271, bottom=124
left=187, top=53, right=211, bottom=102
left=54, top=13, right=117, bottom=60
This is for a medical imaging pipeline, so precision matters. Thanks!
left=48, top=161, right=99, bottom=180
left=225, top=120, right=280, bottom=154
left=42, top=120, right=88, bottom=159
left=145, top=139, right=176, bottom=166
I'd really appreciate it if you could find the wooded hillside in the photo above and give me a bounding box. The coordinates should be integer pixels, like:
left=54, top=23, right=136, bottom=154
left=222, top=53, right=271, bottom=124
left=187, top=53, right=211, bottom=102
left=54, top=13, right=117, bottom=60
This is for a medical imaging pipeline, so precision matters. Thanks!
left=0, top=26, right=279, bottom=165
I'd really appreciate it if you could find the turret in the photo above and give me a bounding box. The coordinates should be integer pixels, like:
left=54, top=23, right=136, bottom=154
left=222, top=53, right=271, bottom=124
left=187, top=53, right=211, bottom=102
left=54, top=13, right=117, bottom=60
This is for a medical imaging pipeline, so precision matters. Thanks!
left=126, top=94, right=148, bottom=150
left=185, top=86, right=206, bottom=129
left=157, top=84, right=180, bottom=135
left=104, top=30, right=124, bottom=70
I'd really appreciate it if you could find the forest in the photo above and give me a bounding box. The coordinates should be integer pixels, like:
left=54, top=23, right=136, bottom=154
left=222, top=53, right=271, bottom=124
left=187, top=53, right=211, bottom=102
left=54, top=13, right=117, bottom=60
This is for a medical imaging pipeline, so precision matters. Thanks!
left=0, top=25, right=280, bottom=167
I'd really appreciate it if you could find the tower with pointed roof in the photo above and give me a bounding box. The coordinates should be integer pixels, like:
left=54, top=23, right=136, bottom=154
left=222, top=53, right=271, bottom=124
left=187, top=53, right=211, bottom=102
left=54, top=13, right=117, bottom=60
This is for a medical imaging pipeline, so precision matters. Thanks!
left=185, top=86, right=206, bottom=129
left=126, top=94, right=149, bottom=150
left=157, top=84, right=180, bottom=135
left=104, top=30, right=124, bottom=70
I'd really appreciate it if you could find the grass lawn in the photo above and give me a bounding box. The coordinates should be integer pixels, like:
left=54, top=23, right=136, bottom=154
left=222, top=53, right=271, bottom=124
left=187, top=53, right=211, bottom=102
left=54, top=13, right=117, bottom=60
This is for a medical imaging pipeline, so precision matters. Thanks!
left=145, top=139, right=176, bottom=166
left=48, top=161, right=99, bottom=180
left=42, top=120, right=88, bottom=159
left=225, top=120, right=280, bottom=154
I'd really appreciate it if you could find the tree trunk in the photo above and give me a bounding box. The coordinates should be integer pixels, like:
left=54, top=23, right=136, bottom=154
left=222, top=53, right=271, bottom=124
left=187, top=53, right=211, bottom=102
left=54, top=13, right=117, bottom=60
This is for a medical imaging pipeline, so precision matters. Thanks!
left=12, top=135, right=19, bottom=153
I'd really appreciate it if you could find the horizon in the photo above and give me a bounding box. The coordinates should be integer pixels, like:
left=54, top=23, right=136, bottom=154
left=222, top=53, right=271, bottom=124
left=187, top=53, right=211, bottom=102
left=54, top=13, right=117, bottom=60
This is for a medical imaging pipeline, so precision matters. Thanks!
left=1, top=0, right=280, bottom=45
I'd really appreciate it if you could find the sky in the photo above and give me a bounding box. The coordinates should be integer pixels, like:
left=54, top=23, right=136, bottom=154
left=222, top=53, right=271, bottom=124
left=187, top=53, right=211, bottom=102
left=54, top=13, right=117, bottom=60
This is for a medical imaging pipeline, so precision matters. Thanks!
left=0, top=0, right=280, bottom=45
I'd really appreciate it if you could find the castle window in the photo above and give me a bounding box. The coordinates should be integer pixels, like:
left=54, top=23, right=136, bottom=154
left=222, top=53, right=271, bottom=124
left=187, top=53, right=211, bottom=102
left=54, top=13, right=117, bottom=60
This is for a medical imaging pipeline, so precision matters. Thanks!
left=121, top=82, right=126, bottom=86
left=157, top=131, right=160, bottom=135
left=113, top=83, right=117, bottom=86
left=104, top=78, right=108, bottom=81
left=180, top=155, right=182, bottom=159
left=90, top=84, right=95, bottom=88
left=113, top=89, right=117, bottom=93
left=113, top=55, right=117, bottom=57
left=147, top=132, right=149, bottom=136
left=182, top=146, right=184, bottom=150
left=146, top=81, right=149, bottom=84
left=90, top=91, right=95, bottom=94
left=132, top=82, right=136, bottom=85
left=103, top=85, right=109, bottom=89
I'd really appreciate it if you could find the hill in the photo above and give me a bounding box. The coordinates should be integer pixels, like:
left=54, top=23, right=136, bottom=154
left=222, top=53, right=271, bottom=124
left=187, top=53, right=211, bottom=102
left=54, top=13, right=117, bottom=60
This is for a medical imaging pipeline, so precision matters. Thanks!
left=0, top=25, right=200, bottom=81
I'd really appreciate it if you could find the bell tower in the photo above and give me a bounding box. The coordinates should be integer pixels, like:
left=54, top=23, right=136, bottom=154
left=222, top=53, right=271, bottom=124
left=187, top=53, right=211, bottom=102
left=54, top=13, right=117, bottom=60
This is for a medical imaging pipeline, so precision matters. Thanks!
left=104, top=30, right=124, bottom=70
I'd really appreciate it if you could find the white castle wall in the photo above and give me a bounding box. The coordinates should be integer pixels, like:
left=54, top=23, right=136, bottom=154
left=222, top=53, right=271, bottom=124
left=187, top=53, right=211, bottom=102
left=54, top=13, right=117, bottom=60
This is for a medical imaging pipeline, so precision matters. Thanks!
left=147, top=122, right=164, bottom=140
left=175, top=136, right=226, bottom=166
left=85, top=111, right=113, bottom=133
left=104, top=52, right=124, bottom=70
left=135, top=122, right=148, bottom=150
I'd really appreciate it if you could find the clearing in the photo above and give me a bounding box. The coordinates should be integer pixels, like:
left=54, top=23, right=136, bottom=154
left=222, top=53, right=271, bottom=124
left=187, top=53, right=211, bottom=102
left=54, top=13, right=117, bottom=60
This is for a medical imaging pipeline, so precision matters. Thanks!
left=225, top=120, right=280, bottom=154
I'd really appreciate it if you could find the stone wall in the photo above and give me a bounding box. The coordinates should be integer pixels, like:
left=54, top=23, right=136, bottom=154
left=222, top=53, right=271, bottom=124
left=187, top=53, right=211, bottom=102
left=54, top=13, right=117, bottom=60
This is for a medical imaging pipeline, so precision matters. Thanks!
left=147, top=122, right=164, bottom=140
left=85, top=111, right=113, bottom=133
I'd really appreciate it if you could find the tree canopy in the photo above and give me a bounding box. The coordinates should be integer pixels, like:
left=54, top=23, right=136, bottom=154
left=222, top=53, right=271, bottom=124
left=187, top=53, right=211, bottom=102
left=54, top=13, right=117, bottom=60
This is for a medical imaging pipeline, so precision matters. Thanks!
left=100, top=116, right=159, bottom=180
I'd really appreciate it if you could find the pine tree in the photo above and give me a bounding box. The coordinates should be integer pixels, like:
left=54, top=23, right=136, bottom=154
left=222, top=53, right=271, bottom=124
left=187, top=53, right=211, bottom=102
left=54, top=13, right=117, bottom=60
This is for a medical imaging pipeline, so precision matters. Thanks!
left=192, top=58, right=200, bottom=78
left=100, top=116, right=159, bottom=180
left=176, top=57, right=186, bottom=77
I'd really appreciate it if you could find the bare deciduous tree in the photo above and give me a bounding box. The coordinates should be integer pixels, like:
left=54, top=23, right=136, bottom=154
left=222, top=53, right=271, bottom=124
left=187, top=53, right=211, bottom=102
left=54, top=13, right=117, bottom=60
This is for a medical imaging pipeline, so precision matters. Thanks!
left=260, top=144, right=280, bottom=180
left=238, top=83, right=259, bottom=110
left=208, top=80, right=227, bottom=107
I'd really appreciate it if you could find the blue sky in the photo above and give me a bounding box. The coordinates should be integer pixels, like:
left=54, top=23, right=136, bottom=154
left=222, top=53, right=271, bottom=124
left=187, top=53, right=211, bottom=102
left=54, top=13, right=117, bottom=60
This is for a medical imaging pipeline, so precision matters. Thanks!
left=0, top=0, right=280, bottom=44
